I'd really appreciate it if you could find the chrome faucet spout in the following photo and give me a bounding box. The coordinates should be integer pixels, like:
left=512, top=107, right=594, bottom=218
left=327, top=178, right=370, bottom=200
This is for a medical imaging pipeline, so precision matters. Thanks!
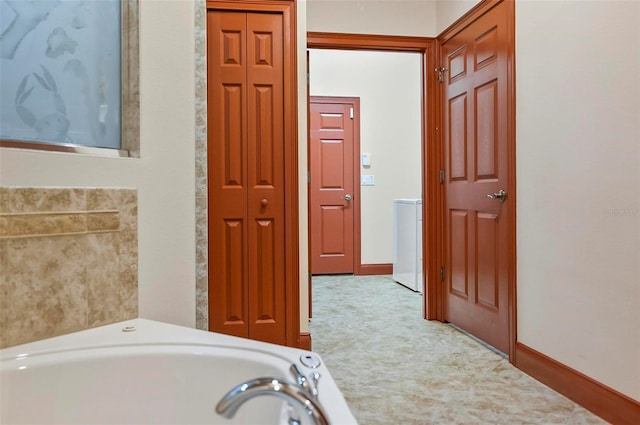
left=216, top=377, right=330, bottom=425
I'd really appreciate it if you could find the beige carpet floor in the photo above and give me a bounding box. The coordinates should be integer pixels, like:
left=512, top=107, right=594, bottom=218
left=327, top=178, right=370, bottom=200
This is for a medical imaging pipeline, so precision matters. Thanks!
left=309, top=275, right=607, bottom=425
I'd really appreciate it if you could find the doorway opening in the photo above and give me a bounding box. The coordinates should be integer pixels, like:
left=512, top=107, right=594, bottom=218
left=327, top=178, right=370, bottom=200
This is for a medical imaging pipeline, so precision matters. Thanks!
left=306, top=0, right=516, bottom=360
left=306, top=34, right=438, bottom=321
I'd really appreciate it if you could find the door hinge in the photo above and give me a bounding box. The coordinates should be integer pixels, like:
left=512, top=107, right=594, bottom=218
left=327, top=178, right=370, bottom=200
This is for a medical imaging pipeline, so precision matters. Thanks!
left=349, top=107, right=354, bottom=119
left=307, top=170, right=311, bottom=183
left=439, top=169, right=445, bottom=184
left=435, top=67, right=447, bottom=83
left=307, top=73, right=310, bottom=85
left=440, top=266, right=445, bottom=281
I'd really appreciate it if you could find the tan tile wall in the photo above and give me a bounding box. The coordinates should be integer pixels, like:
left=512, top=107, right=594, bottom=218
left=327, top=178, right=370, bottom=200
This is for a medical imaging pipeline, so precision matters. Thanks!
left=194, top=0, right=208, bottom=330
left=0, top=187, right=138, bottom=348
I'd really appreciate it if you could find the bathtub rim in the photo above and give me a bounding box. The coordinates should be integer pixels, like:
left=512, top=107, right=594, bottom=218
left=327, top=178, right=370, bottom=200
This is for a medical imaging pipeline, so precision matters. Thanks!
left=1, top=318, right=358, bottom=424
left=1, top=318, right=309, bottom=360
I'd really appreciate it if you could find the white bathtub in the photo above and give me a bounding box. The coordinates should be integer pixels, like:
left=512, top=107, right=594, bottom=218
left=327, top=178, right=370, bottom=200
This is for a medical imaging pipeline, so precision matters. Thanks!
left=0, top=319, right=357, bottom=425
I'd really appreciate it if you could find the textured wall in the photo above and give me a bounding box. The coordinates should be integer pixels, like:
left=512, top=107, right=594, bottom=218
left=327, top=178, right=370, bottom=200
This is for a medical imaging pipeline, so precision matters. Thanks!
left=307, top=0, right=436, bottom=36
left=0, top=187, right=138, bottom=348
left=435, top=0, right=479, bottom=34
left=194, top=0, right=207, bottom=331
left=516, top=0, right=640, bottom=400
left=309, top=49, right=422, bottom=265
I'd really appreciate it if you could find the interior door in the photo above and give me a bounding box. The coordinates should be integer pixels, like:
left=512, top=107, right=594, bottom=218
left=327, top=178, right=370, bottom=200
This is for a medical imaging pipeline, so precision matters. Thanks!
left=207, top=10, right=286, bottom=345
left=309, top=97, right=356, bottom=274
left=441, top=1, right=512, bottom=354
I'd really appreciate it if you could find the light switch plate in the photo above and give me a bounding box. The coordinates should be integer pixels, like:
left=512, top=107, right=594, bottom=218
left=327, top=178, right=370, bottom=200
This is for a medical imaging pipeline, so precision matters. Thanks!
left=361, top=175, right=375, bottom=186
left=361, top=153, right=371, bottom=166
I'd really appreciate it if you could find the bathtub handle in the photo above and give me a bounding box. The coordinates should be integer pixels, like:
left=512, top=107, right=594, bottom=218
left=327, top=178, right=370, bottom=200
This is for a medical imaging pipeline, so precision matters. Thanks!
left=290, top=363, right=321, bottom=400
left=216, top=376, right=329, bottom=425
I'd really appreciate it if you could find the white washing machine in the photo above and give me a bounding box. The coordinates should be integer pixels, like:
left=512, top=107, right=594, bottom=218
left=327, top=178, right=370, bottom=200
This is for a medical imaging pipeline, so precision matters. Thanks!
left=392, top=199, right=423, bottom=292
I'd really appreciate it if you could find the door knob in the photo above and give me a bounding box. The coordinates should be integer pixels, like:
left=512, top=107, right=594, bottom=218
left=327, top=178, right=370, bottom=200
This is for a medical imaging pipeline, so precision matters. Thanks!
left=261, top=198, right=268, bottom=207
left=343, top=194, right=352, bottom=201
left=486, top=189, right=507, bottom=202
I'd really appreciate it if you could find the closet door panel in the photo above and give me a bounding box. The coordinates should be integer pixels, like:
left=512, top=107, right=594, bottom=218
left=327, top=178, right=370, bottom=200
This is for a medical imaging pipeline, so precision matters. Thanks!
left=207, top=11, right=249, bottom=338
left=247, top=13, right=286, bottom=345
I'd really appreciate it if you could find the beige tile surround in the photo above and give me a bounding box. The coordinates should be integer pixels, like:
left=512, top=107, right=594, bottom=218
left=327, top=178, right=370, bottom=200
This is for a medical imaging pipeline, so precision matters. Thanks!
left=0, top=187, right=138, bottom=348
left=194, top=0, right=208, bottom=330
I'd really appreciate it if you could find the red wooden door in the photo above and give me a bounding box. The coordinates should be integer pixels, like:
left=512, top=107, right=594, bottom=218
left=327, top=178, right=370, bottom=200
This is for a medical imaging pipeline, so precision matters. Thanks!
left=309, top=98, right=356, bottom=274
left=208, top=10, right=286, bottom=345
left=441, top=1, right=512, bottom=354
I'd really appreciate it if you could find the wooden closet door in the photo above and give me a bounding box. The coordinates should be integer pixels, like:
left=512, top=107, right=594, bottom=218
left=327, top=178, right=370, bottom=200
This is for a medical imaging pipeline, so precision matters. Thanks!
left=207, top=11, right=286, bottom=345
left=246, top=13, right=286, bottom=344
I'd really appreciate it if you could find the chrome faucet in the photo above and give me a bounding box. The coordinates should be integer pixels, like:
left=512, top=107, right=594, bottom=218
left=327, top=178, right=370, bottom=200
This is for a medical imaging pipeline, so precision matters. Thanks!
left=215, top=365, right=329, bottom=425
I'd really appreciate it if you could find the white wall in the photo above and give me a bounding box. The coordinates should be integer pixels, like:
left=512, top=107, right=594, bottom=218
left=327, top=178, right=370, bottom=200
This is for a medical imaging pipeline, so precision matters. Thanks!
left=309, top=49, right=422, bottom=264
left=0, top=0, right=197, bottom=327
left=435, top=0, right=478, bottom=34
left=297, top=1, right=310, bottom=334
left=516, top=0, right=640, bottom=401
left=307, top=0, right=436, bottom=36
